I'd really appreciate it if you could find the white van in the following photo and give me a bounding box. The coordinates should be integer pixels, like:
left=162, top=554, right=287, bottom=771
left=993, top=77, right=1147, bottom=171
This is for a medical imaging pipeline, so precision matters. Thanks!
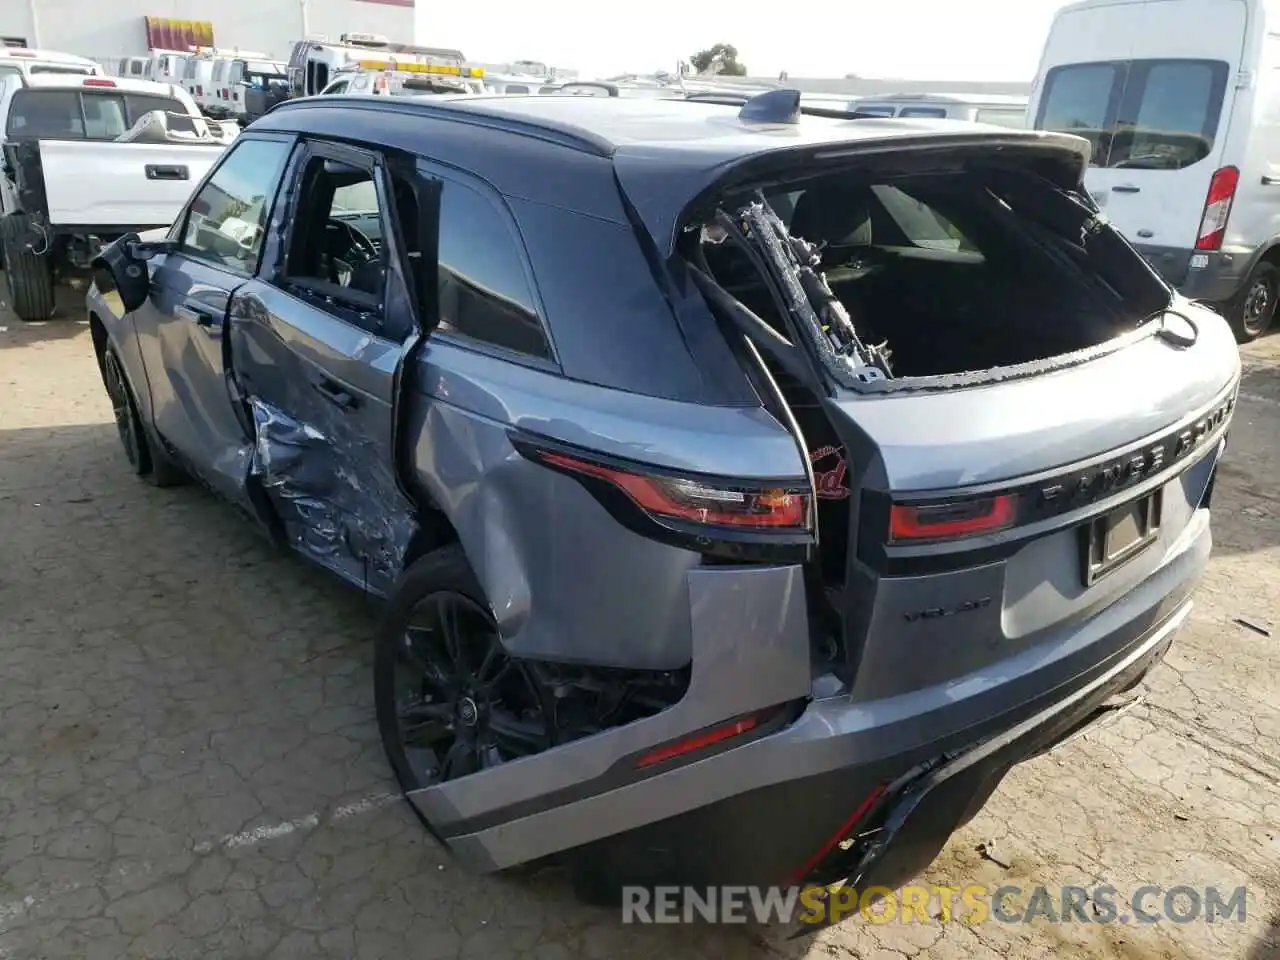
left=847, top=93, right=1029, bottom=128
left=1030, top=0, right=1280, bottom=341
left=0, top=48, right=101, bottom=83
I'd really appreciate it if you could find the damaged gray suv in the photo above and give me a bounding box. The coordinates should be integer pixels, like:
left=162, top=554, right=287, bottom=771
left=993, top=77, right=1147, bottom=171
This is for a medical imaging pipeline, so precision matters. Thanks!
left=88, top=89, right=1240, bottom=899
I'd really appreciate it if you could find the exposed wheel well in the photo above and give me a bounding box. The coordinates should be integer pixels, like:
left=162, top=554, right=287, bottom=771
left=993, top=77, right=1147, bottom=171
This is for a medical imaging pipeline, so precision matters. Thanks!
left=400, top=506, right=460, bottom=575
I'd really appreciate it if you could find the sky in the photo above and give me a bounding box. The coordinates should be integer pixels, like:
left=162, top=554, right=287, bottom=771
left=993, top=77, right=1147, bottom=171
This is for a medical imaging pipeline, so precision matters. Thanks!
left=417, top=0, right=1073, bottom=81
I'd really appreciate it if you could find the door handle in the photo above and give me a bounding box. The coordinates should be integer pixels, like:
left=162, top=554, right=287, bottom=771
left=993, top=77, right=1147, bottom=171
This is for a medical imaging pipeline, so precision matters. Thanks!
left=1112, top=184, right=1141, bottom=194
left=145, top=164, right=189, bottom=181
left=312, top=377, right=359, bottom=410
left=175, top=304, right=215, bottom=327
left=1263, top=175, right=1280, bottom=186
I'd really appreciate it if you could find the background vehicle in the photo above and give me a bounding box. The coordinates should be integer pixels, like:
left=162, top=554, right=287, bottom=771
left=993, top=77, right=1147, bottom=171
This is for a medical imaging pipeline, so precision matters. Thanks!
left=179, top=51, right=218, bottom=113
left=0, top=74, right=227, bottom=320
left=0, top=47, right=101, bottom=83
left=1029, top=0, right=1280, bottom=342
left=285, top=33, right=484, bottom=98
left=221, top=57, right=287, bottom=123
left=319, top=68, right=471, bottom=97
left=86, top=92, right=1237, bottom=900
left=848, top=92, right=1029, bottom=126
left=115, top=50, right=188, bottom=84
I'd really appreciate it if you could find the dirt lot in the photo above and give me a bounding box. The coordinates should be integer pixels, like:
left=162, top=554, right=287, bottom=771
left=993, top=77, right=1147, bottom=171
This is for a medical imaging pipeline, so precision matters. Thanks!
left=1, top=287, right=1278, bottom=960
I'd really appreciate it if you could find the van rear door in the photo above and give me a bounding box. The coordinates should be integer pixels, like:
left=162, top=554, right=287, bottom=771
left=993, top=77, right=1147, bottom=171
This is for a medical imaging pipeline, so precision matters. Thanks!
left=1034, top=0, right=1247, bottom=277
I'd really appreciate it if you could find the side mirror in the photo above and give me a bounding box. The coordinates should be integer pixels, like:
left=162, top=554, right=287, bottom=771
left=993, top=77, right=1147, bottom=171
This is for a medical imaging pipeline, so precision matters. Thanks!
left=91, top=234, right=171, bottom=313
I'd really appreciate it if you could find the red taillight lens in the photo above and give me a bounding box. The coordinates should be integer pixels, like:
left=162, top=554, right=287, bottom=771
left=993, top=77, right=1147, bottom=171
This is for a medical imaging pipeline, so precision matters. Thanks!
left=83, top=77, right=116, bottom=88
left=1196, top=166, right=1239, bottom=251
left=635, top=715, right=761, bottom=769
left=889, top=494, right=1017, bottom=543
left=196, top=84, right=203, bottom=96
left=539, top=451, right=811, bottom=530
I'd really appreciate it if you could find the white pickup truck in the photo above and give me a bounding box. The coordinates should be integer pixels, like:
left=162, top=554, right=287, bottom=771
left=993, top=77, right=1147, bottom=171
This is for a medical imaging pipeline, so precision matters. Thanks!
left=0, top=74, right=233, bottom=321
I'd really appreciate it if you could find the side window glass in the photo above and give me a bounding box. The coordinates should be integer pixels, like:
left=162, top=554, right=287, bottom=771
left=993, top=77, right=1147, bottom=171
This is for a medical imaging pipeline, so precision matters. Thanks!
left=281, top=154, right=393, bottom=337
left=180, top=138, right=291, bottom=272
left=436, top=181, right=550, bottom=359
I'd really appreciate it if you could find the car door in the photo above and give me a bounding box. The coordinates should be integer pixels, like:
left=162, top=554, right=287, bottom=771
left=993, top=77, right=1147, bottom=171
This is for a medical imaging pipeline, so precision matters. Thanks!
left=131, top=134, right=295, bottom=510
left=226, top=137, right=426, bottom=594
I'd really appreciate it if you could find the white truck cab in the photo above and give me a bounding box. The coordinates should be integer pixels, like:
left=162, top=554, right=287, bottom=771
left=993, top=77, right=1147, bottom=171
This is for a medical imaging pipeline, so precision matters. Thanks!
left=848, top=92, right=1029, bottom=127
left=1029, top=0, right=1280, bottom=341
left=0, top=48, right=102, bottom=84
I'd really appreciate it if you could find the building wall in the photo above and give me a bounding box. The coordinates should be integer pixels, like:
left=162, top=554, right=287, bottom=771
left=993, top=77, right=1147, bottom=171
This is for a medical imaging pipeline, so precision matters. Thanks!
left=2, top=0, right=413, bottom=62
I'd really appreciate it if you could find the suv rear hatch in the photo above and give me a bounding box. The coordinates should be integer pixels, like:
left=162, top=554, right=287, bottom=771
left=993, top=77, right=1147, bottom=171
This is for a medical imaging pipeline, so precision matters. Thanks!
left=668, top=126, right=1240, bottom=695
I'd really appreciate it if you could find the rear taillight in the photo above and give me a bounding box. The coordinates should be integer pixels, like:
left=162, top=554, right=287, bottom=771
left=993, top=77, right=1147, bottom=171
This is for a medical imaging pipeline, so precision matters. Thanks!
left=635, top=715, right=760, bottom=769
left=889, top=494, right=1017, bottom=543
left=1196, top=166, right=1239, bottom=251
left=539, top=451, right=810, bottom=530
left=196, top=84, right=203, bottom=96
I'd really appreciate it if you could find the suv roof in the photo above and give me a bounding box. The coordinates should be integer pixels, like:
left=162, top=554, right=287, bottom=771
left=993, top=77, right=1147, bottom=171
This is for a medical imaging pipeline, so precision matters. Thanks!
left=258, top=93, right=1087, bottom=255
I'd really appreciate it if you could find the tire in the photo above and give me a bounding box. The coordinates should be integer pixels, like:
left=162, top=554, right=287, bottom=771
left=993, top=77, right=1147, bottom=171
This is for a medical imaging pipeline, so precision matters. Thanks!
left=1, top=213, right=55, bottom=322
left=1226, top=261, right=1278, bottom=344
left=375, top=544, right=554, bottom=846
left=99, top=343, right=187, bottom=487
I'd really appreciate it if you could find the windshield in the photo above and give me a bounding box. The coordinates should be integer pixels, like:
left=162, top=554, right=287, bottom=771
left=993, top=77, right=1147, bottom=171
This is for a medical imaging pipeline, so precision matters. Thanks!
left=1036, top=58, right=1229, bottom=169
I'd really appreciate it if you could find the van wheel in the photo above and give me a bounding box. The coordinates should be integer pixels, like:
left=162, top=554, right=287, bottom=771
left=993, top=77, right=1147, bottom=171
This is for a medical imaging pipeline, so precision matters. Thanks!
left=1, top=213, right=55, bottom=322
left=1228, top=262, right=1278, bottom=343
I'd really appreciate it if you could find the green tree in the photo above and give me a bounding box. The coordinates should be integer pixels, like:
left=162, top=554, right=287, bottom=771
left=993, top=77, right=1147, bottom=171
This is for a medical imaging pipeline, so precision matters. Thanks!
left=690, top=43, right=747, bottom=77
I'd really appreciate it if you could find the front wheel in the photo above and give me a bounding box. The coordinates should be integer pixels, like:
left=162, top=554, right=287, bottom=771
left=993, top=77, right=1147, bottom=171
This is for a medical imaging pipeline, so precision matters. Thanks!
left=375, top=545, right=555, bottom=837
left=99, top=343, right=187, bottom=487
left=1227, top=262, right=1278, bottom=343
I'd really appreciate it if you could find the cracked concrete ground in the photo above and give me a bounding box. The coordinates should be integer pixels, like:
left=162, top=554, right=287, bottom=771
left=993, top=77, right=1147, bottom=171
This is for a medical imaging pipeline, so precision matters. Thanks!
left=1, top=291, right=1278, bottom=960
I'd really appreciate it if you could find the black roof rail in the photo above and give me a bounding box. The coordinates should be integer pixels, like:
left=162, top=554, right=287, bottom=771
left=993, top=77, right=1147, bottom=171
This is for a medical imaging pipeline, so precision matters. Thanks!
left=682, top=90, right=860, bottom=121
left=264, top=95, right=616, bottom=156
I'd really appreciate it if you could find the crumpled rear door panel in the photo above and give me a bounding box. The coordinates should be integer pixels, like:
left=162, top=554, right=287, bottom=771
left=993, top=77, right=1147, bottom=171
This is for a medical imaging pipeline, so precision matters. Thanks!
left=228, top=280, right=418, bottom=595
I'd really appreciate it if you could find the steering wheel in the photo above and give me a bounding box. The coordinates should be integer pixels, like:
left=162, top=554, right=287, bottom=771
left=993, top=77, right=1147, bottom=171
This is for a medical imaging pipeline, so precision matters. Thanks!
left=323, top=218, right=377, bottom=284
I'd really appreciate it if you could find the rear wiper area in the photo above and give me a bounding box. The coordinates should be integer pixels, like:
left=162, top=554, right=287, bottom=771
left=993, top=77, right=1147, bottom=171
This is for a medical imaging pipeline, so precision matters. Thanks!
left=718, top=198, right=894, bottom=388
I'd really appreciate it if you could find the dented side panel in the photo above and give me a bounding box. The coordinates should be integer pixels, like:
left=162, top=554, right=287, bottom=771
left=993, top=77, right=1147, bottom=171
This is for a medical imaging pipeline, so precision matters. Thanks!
left=402, top=335, right=808, bottom=671
left=228, top=281, right=418, bottom=596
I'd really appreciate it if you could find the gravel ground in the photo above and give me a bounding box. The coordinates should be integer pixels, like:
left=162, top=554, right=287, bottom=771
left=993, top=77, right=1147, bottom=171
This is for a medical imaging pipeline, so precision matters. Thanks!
left=1, top=288, right=1278, bottom=960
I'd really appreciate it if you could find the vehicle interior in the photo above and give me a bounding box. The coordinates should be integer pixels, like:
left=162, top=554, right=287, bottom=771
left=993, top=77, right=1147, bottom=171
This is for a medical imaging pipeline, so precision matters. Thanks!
left=691, top=166, right=1167, bottom=383
left=684, top=163, right=1173, bottom=592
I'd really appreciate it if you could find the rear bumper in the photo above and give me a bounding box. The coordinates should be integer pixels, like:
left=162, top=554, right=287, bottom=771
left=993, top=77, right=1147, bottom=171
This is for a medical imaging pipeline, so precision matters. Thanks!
left=427, top=502, right=1212, bottom=880
left=572, top=592, right=1186, bottom=890
left=1133, top=242, right=1250, bottom=303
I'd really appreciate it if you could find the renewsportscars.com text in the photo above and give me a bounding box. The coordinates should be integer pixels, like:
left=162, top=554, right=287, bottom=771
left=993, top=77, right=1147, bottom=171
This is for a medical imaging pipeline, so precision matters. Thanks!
left=621, top=884, right=1249, bottom=926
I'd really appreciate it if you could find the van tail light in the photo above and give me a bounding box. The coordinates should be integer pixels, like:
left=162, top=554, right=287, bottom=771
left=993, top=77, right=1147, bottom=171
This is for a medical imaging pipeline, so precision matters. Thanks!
left=1196, top=166, right=1239, bottom=251
left=196, top=84, right=203, bottom=96
left=889, top=494, right=1017, bottom=543
left=83, top=77, right=116, bottom=88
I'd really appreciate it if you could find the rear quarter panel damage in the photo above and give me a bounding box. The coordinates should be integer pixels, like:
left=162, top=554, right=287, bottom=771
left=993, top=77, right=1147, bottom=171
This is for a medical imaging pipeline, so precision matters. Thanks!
left=400, top=339, right=810, bottom=672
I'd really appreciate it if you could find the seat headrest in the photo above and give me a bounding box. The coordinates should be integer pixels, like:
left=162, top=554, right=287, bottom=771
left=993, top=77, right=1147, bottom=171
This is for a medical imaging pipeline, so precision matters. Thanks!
left=789, top=183, right=873, bottom=248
